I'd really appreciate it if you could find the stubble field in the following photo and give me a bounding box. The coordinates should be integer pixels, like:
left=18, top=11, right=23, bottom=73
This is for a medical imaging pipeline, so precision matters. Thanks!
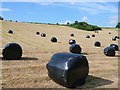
left=0, top=20, right=119, bottom=88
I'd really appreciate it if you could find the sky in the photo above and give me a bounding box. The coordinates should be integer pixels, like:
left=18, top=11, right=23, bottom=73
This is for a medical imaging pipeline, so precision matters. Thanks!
left=0, top=2, right=119, bottom=27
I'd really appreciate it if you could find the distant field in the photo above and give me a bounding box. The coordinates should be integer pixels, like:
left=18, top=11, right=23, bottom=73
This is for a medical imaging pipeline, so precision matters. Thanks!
left=0, top=20, right=119, bottom=88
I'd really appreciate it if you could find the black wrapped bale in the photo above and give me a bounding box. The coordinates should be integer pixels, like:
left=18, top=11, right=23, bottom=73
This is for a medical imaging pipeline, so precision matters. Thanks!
left=36, top=32, right=40, bottom=35
left=95, top=30, right=98, bottom=33
left=69, top=44, right=82, bottom=54
left=2, top=43, right=22, bottom=60
left=92, top=34, right=95, bottom=37
left=94, top=41, right=101, bottom=47
left=51, top=37, right=57, bottom=42
left=8, top=30, right=13, bottom=34
left=115, top=36, right=119, bottom=39
left=112, top=37, right=116, bottom=41
left=69, top=39, right=76, bottom=45
left=41, top=33, right=46, bottom=37
left=110, top=44, right=119, bottom=51
left=71, top=34, right=74, bottom=37
left=104, top=47, right=115, bottom=56
left=86, top=35, right=90, bottom=38
left=46, top=52, right=89, bottom=88
left=115, top=36, right=118, bottom=39
left=117, top=36, right=120, bottom=39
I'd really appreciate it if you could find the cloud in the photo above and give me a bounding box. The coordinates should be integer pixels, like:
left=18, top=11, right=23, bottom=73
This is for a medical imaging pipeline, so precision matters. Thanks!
left=0, top=8, right=11, bottom=11
left=81, top=17, right=88, bottom=22
left=68, top=2, right=117, bottom=15
left=31, top=2, right=117, bottom=15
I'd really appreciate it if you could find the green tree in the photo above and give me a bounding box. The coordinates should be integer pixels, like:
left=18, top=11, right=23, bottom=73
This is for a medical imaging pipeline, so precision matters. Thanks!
left=0, top=16, right=3, bottom=20
left=74, top=21, right=78, bottom=25
left=116, top=22, right=120, bottom=28
left=67, top=22, right=70, bottom=25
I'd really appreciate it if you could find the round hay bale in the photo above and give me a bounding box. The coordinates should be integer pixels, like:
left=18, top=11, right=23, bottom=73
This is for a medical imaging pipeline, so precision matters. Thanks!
left=36, top=32, right=40, bottom=35
left=69, top=44, right=82, bottom=54
left=8, top=30, right=13, bottom=34
left=115, top=36, right=119, bottom=39
left=117, top=36, right=120, bottom=39
left=51, top=37, right=57, bottom=42
left=41, top=33, right=46, bottom=37
left=86, top=35, right=90, bottom=38
left=2, top=43, right=22, bottom=60
left=112, top=37, right=116, bottom=41
left=115, top=36, right=118, bottom=38
left=92, top=34, right=95, bottom=37
left=69, top=39, right=76, bottom=45
left=94, top=41, right=101, bottom=47
left=95, top=30, right=98, bottom=33
left=70, top=34, right=74, bottom=37
left=104, top=47, right=115, bottom=56
left=110, top=44, right=119, bottom=51
left=46, top=52, right=89, bottom=88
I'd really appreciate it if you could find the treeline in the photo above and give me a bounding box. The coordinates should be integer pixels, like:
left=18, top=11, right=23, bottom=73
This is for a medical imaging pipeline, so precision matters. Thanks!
left=116, top=22, right=120, bottom=28
left=0, top=16, right=4, bottom=20
left=66, top=21, right=102, bottom=31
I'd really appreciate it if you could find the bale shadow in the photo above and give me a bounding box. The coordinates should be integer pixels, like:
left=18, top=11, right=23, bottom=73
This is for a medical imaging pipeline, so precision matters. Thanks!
left=76, top=75, right=113, bottom=89
left=81, top=52, right=89, bottom=55
left=57, top=42, right=62, bottom=43
left=21, top=57, right=38, bottom=60
left=115, top=55, right=120, bottom=57
left=1, top=57, right=38, bottom=61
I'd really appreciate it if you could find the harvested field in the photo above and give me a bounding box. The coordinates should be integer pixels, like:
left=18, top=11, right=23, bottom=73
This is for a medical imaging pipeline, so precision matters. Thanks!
left=0, top=20, right=119, bottom=88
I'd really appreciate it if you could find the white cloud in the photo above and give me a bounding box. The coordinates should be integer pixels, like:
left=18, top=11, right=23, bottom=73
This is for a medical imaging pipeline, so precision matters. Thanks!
left=26, top=2, right=118, bottom=15
left=33, top=2, right=117, bottom=15
left=81, top=17, right=88, bottom=22
left=0, top=8, right=11, bottom=11
left=109, top=15, right=118, bottom=25
left=68, top=2, right=118, bottom=15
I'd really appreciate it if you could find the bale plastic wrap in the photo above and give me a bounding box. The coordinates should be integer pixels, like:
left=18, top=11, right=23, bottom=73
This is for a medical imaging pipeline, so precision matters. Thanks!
left=110, top=44, right=119, bottom=51
left=69, top=39, right=76, bottom=45
left=2, top=43, right=22, bottom=60
left=51, top=37, right=57, bottom=42
left=46, top=52, right=89, bottom=88
left=104, top=47, right=115, bottom=56
left=69, top=44, right=82, bottom=54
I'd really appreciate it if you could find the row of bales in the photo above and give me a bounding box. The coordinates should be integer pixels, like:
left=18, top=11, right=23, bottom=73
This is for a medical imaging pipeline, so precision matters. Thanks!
left=8, top=29, right=119, bottom=41
left=3, top=28, right=119, bottom=88
left=7, top=29, right=120, bottom=57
